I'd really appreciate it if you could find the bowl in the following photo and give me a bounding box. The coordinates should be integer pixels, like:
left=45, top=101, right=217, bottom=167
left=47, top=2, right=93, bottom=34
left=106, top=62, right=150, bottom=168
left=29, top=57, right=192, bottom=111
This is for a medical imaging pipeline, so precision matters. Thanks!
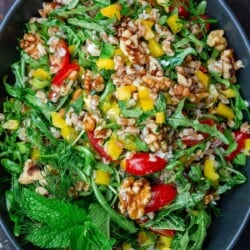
left=0, top=0, right=249, bottom=249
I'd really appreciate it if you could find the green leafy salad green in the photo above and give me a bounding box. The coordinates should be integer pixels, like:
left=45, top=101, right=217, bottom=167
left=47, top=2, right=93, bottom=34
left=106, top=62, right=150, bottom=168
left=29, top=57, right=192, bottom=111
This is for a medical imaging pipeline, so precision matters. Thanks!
left=0, top=0, right=249, bottom=249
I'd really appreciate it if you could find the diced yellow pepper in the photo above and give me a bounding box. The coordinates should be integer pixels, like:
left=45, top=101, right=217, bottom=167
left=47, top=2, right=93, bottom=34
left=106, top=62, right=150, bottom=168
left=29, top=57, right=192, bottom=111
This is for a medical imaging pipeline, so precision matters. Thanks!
left=31, top=68, right=50, bottom=80
left=220, top=88, right=236, bottom=98
left=2, top=120, right=19, bottom=130
left=116, top=86, right=132, bottom=101
left=157, top=246, right=172, bottom=250
left=100, top=101, right=112, bottom=113
left=204, top=159, right=219, bottom=182
left=167, top=14, right=183, bottom=34
left=159, top=235, right=173, bottom=248
left=68, top=44, right=76, bottom=54
left=31, top=148, right=40, bottom=161
left=100, top=3, right=121, bottom=20
left=140, top=98, right=154, bottom=112
left=243, top=138, right=250, bottom=155
left=106, top=102, right=121, bottom=120
left=138, top=86, right=150, bottom=99
left=155, top=112, right=165, bottom=124
left=120, top=158, right=127, bottom=170
left=216, top=103, right=235, bottom=120
left=140, top=20, right=155, bottom=40
left=195, top=69, right=210, bottom=88
left=138, top=86, right=154, bottom=111
left=94, top=169, right=111, bottom=185
left=122, top=242, right=133, bottom=250
left=106, top=135, right=123, bottom=160
left=61, top=125, right=78, bottom=142
left=96, top=58, right=115, bottom=71
left=51, top=112, right=67, bottom=128
left=148, top=38, right=165, bottom=58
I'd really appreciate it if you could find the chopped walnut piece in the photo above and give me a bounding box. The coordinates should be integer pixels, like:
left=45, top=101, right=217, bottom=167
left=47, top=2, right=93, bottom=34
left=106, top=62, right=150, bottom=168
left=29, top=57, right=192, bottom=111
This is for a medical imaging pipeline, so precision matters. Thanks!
left=204, top=192, right=220, bottom=205
left=39, top=2, right=59, bottom=17
left=207, top=29, right=227, bottom=51
left=83, top=70, right=105, bottom=93
left=118, top=177, right=151, bottom=220
left=18, top=159, right=44, bottom=185
left=20, top=33, right=46, bottom=59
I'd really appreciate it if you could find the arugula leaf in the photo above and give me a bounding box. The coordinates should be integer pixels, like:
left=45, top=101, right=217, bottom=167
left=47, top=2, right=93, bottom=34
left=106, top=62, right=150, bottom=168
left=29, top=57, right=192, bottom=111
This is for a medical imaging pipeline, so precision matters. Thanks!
left=100, top=43, right=115, bottom=58
left=159, top=47, right=197, bottom=70
left=155, top=92, right=167, bottom=112
left=150, top=215, right=186, bottom=232
left=167, top=99, right=229, bottom=144
left=119, top=101, right=143, bottom=118
left=233, top=153, right=247, bottom=166
left=91, top=176, right=137, bottom=233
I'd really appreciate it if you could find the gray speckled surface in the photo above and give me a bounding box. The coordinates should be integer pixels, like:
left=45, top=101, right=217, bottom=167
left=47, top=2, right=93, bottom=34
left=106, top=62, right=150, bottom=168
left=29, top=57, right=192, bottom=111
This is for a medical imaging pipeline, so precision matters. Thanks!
left=0, top=1, right=249, bottom=249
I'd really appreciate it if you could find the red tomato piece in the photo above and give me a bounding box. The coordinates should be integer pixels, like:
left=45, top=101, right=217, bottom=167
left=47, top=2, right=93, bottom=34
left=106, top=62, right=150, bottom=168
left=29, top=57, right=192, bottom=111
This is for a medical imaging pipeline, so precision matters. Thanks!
left=149, top=228, right=176, bottom=237
left=86, top=131, right=112, bottom=161
left=52, top=63, right=79, bottom=86
left=145, top=184, right=177, bottom=213
left=125, top=153, right=167, bottom=176
left=178, top=6, right=190, bottom=19
left=225, top=131, right=250, bottom=161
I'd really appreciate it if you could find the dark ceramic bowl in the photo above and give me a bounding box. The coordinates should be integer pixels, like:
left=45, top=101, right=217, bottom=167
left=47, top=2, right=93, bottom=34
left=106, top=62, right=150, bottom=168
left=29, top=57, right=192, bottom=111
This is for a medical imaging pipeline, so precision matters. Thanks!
left=0, top=0, right=249, bottom=249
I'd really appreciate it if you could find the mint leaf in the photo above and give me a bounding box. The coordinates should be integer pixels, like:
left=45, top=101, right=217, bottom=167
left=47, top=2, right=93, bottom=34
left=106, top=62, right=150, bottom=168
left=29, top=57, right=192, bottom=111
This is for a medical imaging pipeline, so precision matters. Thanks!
left=89, top=203, right=110, bottom=238
left=26, top=226, right=72, bottom=248
left=21, top=189, right=87, bottom=230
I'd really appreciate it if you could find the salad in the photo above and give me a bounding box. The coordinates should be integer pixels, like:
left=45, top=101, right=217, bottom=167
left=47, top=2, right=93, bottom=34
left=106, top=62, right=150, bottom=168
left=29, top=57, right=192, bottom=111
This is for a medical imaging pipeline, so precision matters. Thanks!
left=0, top=0, right=249, bottom=249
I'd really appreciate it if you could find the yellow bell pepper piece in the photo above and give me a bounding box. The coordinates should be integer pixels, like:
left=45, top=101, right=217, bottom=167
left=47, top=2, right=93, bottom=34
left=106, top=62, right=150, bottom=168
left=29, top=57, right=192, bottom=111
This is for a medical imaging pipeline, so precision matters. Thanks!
left=243, top=138, right=250, bottom=155
left=51, top=112, right=67, bottom=128
left=167, top=14, right=183, bottom=34
left=220, top=88, right=236, bottom=98
left=31, top=68, right=50, bottom=80
left=216, top=103, right=235, bottom=120
left=68, top=44, right=76, bottom=54
left=106, top=135, right=123, bottom=160
left=122, top=242, right=133, bottom=250
left=195, top=69, right=210, bottom=88
left=106, top=101, right=121, bottom=120
left=138, top=86, right=154, bottom=112
left=138, top=86, right=150, bottom=99
left=148, top=38, right=165, bottom=58
left=116, top=85, right=132, bottom=101
left=96, top=58, right=115, bottom=71
left=155, top=112, right=165, bottom=124
left=204, top=159, right=219, bottom=182
left=159, top=235, right=173, bottom=248
left=140, top=20, right=155, bottom=40
left=31, top=148, right=40, bottom=161
left=120, top=158, right=127, bottom=170
left=94, top=169, right=111, bottom=185
left=100, top=3, right=121, bottom=21
left=2, top=120, right=19, bottom=130
left=61, top=125, right=78, bottom=142
left=100, top=101, right=112, bottom=113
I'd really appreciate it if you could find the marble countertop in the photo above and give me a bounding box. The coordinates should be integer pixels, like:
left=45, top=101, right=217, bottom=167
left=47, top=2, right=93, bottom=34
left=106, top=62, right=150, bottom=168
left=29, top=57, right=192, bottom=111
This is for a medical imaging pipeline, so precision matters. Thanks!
left=0, top=1, right=249, bottom=250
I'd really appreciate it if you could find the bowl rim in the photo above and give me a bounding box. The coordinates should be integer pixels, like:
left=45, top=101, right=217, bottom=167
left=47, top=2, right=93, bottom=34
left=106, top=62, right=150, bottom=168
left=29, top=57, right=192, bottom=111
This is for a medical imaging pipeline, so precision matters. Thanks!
left=0, top=0, right=249, bottom=250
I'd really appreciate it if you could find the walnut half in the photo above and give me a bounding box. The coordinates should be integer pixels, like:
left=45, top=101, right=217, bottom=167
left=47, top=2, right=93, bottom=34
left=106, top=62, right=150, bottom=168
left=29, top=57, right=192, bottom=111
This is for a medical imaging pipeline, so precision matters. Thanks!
left=20, top=33, right=46, bottom=59
left=118, top=177, right=151, bottom=220
left=207, top=29, right=227, bottom=51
